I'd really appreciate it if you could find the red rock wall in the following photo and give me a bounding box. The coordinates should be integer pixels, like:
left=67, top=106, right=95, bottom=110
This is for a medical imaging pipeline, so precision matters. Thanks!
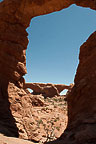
left=68, top=32, right=96, bottom=123
left=63, top=31, right=96, bottom=144
left=0, top=0, right=96, bottom=143
left=0, top=1, right=28, bottom=82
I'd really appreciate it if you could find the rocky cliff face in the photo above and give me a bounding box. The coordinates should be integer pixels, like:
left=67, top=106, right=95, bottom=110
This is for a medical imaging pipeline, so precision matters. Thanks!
left=45, top=31, right=96, bottom=144
left=67, top=31, right=96, bottom=143
left=0, top=0, right=96, bottom=144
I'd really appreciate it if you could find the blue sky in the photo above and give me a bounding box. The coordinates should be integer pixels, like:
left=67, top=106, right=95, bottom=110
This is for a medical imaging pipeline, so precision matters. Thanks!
left=25, top=4, right=96, bottom=89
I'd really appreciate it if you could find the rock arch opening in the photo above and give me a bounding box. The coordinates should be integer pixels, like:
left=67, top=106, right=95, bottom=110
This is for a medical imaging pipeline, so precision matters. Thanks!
left=60, top=89, right=68, bottom=95
left=23, top=5, right=96, bottom=143
left=0, top=0, right=96, bottom=144
left=25, top=4, right=96, bottom=87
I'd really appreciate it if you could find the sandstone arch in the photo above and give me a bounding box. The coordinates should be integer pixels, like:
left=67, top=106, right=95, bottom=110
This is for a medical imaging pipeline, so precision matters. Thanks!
left=0, top=0, right=96, bottom=144
left=24, top=83, right=71, bottom=97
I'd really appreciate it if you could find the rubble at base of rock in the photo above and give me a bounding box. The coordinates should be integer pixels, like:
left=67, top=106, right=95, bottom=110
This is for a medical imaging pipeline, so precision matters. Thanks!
left=2, top=82, right=68, bottom=143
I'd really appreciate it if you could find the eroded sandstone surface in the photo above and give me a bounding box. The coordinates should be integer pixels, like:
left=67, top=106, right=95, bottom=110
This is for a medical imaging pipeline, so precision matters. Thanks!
left=0, top=0, right=96, bottom=144
left=0, top=81, right=68, bottom=143
left=0, top=134, right=36, bottom=144
left=24, top=83, right=72, bottom=97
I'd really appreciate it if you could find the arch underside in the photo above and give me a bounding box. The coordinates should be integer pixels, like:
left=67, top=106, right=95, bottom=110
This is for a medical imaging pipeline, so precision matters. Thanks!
left=0, top=0, right=96, bottom=144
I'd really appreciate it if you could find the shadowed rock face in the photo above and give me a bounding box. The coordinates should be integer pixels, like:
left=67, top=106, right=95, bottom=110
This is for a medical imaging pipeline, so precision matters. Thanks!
left=45, top=32, right=96, bottom=144
left=54, top=31, right=96, bottom=144
left=0, top=0, right=96, bottom=144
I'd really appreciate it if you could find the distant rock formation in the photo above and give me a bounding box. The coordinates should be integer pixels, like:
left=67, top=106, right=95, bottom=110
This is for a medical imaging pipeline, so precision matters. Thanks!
left=24, top=83, right=72, bottom=97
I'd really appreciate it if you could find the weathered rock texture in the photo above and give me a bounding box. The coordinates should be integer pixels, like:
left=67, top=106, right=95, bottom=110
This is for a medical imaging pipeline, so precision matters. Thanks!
left=0, top=81, right=67, bottom=143
left=0, top=0, right=96, bottom=144
left=0, top=134, right=36, bottom=144
left=24, top=83, right=71, bottom=97
left=1, top=82, right=45, bottom=141
left=67, top=31, right=96, bottom=143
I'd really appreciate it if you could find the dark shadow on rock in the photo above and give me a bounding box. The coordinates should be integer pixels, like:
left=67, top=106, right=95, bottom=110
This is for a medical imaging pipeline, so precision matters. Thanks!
left=0, top=77, right=19, bottom=137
